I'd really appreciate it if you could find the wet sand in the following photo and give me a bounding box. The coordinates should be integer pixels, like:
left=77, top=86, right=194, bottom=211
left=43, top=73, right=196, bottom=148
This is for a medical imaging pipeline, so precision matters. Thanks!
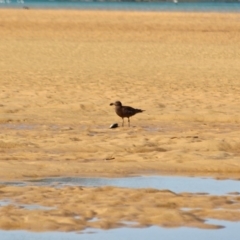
left=0, top=9, right=240, bottom=231
left=1, top=185, right=240, bottom=231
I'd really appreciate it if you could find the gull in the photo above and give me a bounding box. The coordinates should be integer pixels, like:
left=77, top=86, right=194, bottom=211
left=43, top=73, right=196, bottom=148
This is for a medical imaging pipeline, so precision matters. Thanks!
left=110, top=101, right=145, bottom=127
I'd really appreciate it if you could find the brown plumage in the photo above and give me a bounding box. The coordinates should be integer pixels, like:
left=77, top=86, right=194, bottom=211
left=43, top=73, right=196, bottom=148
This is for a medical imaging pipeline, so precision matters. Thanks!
left=110, top=101, right=145, bottom=127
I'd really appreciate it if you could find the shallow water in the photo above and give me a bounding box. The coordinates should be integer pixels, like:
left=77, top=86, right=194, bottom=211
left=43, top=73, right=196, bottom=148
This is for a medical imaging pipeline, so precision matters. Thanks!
left=0, top=219, right=239, bottom=240
left=2, top=175, right=240, bottom=195
left=0, top=199, right=54, bottom=210
left=1, top=176, right=240, bottom=238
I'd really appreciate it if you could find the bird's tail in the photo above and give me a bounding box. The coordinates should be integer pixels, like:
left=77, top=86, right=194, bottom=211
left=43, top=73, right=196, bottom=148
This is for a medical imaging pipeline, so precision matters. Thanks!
left=136, top=109, right=145, bottom=113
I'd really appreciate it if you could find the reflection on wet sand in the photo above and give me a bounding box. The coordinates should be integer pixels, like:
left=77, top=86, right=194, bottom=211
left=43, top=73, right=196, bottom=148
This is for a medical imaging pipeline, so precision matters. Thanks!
left=1, top=218, right=240, bottom=240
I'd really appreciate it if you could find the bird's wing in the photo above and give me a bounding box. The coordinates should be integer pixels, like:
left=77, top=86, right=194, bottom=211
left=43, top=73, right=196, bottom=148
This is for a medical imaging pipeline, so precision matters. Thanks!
left=122, top=106, right=136, bottom=115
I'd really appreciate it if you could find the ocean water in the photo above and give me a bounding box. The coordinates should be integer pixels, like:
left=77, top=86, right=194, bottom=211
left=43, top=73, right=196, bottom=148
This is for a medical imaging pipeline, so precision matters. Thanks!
left=0, top=0, right=240, bottom=12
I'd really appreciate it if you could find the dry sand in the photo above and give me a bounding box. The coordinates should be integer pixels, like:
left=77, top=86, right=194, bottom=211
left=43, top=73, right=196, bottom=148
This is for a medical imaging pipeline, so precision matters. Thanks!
left=0, top=9, right=240, bottom=231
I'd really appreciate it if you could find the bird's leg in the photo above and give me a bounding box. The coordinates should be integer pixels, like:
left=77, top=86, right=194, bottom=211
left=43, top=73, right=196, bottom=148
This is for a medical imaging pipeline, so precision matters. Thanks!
left=122, top=118, right=124, bottom=127
left=128, top=118, right=130, bottom=127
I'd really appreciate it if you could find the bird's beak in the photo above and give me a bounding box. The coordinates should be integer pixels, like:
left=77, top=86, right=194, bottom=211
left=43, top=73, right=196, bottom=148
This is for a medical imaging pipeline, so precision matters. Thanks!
left=110, top=103, right=114, bottom=106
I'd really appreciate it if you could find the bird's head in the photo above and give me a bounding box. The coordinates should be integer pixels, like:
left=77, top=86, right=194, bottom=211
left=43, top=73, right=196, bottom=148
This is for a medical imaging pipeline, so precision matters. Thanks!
left=110, top=101, right=122, bottom=107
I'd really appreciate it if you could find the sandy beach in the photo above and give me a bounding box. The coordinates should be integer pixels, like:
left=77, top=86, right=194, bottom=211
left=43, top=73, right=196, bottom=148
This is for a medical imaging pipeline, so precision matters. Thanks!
left=0, top=9, right=240, bottom=231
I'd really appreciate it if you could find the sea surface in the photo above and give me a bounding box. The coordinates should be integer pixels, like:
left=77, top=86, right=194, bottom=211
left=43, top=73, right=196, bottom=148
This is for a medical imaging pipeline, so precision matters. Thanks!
left=0, top=0, right=240, bottom=12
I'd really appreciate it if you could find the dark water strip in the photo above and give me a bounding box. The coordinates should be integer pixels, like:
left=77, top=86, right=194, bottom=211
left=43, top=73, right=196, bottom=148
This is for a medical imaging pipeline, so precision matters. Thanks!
left=0, top=1, right=240, bottom=12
